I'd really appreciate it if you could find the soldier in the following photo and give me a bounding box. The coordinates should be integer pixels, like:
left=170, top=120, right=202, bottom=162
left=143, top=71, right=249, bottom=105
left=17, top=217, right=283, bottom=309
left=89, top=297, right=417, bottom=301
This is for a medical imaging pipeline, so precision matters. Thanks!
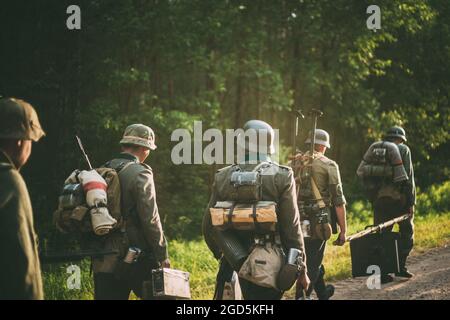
left=291, top=129, right=347, bottom=300
left=203, top=120, right=310, bottom=300
left=0, top=98, right=45, bottom=299
left=93, top=124, right=170, bottom=300
left=371, top=126, right=415, bottom=282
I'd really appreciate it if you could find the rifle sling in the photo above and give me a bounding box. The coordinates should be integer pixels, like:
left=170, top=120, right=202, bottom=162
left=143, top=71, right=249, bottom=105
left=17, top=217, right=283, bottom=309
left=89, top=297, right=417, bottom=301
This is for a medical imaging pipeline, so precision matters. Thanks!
left=310, top=176, right=326, bottom=209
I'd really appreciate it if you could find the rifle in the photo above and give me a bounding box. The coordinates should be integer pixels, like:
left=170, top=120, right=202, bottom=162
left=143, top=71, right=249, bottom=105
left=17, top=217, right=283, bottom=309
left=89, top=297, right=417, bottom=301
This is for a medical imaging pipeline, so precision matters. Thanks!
left=75, top=135, right=93, bottom=170
left=40, top=249, right=118, bottom=264
left=346, top=213, right=412, bottom=242
left=292, top=109, right=305, bottom=154
left=307, top=108, right=323, bottom=159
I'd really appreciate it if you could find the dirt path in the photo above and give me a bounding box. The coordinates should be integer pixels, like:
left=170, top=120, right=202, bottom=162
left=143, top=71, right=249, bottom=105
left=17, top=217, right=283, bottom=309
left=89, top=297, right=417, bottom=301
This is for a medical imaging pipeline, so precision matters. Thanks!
left=329, top=245, right=450, bottom=300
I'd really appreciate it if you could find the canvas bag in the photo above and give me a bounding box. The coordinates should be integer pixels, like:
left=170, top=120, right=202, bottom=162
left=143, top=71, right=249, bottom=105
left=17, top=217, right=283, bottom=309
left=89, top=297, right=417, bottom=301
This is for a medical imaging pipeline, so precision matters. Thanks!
left=54, top=167, right=126, bottom=235
left=238, top=242, right=285, bottom=290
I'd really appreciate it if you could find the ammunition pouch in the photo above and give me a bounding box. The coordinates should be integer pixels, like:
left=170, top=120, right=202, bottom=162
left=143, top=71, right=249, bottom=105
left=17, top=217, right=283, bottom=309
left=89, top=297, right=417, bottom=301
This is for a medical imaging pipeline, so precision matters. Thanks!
left=311, top=207, right=332, bottom=241
left=300, top=203, right=332, bottom=241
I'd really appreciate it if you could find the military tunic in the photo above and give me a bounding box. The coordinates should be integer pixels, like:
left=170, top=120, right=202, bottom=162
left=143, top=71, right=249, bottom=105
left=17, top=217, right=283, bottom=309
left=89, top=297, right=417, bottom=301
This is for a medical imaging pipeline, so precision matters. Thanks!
left=0, top=150, right=43, bottom=300
left=291, top=151, right=346, bottom=299
left=203, top=158, right=305, bottom=299
left=300, top=151, right=346, bottom=207
left=93, top=152, right=168, bottom=299
left=373, top=142, right=415, bottom=267
left=397, top=143, right=416, bottom=207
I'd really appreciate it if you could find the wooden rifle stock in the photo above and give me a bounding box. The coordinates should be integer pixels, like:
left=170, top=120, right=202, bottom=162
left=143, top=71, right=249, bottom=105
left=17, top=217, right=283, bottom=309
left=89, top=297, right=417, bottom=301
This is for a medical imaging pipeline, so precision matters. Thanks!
left=346, top=213, right=412, bottom=242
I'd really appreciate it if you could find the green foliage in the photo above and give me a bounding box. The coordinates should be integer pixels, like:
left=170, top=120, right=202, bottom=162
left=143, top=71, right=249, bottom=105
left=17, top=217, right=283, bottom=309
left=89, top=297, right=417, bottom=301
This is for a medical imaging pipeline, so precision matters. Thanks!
left=168, top=240, right=218, bottom=299
left=348, top=200, right=373, bottom=224
left=416, top=181, right=450, bottom=216
left=1, top=0, right=449, bottom=282
left=42, top=240, right=218, bottom=300
left=348, top=181, right=450, bottom=224
left=42, top=260, right=94, bottom=300
left=43, top=212, right=450, bottom=300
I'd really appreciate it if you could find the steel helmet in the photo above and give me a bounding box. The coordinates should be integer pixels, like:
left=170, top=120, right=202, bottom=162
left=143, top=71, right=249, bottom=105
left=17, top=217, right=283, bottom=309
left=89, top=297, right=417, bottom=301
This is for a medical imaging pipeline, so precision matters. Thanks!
left=384, top=126, right=407, bottom=142
left=238, top=120, right=276, bottom=155
left=305, top=129, right=331, bottom=149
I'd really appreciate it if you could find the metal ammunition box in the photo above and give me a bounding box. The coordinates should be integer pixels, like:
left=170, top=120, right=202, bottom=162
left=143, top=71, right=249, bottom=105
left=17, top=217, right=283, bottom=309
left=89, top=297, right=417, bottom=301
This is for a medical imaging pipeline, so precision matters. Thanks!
left=151, top=268, right=191, bottom=300
left=350, top=231, right=400, bottom=277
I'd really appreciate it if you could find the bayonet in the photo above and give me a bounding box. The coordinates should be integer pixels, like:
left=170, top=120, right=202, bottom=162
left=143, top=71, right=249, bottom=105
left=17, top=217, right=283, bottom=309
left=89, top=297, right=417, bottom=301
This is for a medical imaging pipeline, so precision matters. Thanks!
left=75, top=135, right=93, bottom=170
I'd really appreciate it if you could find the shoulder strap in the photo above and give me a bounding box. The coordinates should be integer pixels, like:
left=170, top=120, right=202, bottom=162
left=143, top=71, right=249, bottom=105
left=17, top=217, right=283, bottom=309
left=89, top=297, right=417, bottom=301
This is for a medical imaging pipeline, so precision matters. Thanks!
left=227, top=202, right=236, bottom=228
left=310, top=176, right=326, bottom=209
left=235, top=161, right=270, bottom=173
left=104, top=159, right=136, bottom=174
left=116, top=161, right=135, bottom=174
left=252, top=203, right=263, bottom=234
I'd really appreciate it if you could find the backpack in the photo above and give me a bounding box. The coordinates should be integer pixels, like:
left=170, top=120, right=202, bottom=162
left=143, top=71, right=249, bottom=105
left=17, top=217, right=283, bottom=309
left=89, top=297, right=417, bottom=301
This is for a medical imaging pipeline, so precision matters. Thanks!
left=53, top=167, right=126, bottom=236
left=209, top=162, right=278, bottom=232
left=290, top=152, right=333, bottom=241
left=357, top=141, right=408, bottom=202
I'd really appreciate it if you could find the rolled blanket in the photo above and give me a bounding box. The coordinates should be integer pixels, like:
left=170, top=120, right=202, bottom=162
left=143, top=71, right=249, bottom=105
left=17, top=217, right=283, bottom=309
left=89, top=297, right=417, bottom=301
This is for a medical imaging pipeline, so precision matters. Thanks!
left=78, top=170, right=108, bottom=207
left=78, top=170, right=117, bottom=235
left=90, top=207, right=117, bottom=235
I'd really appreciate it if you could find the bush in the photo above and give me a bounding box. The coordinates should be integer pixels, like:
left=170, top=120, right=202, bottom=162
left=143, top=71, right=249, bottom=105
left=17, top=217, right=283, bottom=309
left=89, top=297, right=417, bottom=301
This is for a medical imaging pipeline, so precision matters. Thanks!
left=348, top=200, right=373, bottom=224
left=347, top=181, right=450, bottom=224
left=416, top=181, right=450, bottom=216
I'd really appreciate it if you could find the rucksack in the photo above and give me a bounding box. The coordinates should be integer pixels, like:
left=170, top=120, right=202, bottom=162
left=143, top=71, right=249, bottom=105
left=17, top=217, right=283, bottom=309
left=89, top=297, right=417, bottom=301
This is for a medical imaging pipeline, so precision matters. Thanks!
left=357, top=141, right=408, bottom=182
left=357, top=141, right=409, bottom=201
left=53, top=167, right=125, bottom=236
left=209, top=162, right=278, bottom=232
left=290, top=151, right=333, bottom=241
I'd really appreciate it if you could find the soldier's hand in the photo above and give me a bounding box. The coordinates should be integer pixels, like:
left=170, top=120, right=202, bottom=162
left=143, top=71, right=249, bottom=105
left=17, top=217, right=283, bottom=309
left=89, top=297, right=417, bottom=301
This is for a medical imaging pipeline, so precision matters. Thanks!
left=297, top=272, right=310, bottom=291
left=160, top=259, right=171, bottom=268
left=333, top=231, right=346, bottom=246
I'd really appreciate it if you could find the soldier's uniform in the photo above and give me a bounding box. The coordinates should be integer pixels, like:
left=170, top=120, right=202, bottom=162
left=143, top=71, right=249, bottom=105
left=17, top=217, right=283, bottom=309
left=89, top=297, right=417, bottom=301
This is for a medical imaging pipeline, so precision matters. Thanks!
left=373, top=127, right=415, bottom=276
left=203, top=120, right=306, bottom=300
left=292, top=129, right=346, bottom=299
left=0, top=98, right=45, bottom=299
left=93, top=124, right=168, bottom=300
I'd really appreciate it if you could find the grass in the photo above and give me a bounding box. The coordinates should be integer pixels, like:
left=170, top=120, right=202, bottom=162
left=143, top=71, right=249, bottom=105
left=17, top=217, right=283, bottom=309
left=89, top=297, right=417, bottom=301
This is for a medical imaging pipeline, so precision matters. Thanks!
left=42, top=212, right=450, bottom=300
left=323, top=213, right=450, bottom=282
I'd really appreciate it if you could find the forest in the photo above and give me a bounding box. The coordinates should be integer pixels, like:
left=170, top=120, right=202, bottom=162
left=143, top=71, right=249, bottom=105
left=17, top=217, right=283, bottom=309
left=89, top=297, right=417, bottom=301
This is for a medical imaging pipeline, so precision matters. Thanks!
left=1, top=0, right=449, bottom=255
